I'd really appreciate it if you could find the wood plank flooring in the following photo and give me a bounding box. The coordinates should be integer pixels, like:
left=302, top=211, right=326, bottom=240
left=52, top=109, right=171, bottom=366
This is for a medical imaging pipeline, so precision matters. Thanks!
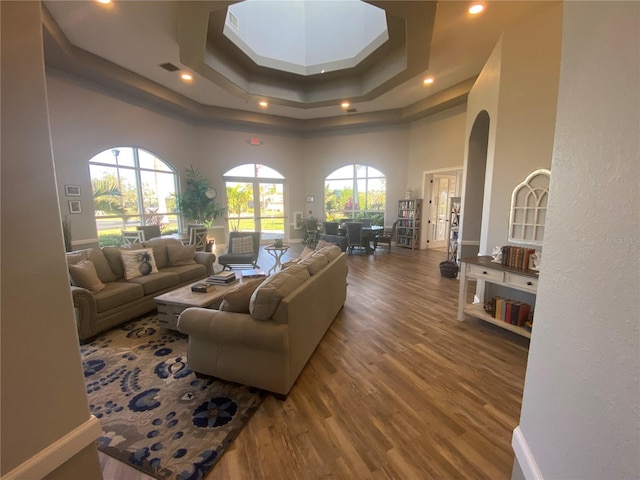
left=98, top=245, right=530, bottom=480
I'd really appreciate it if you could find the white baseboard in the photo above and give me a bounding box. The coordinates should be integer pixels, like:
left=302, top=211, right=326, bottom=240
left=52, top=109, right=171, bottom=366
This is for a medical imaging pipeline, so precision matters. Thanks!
left=1, top=416, right=102, bottom=480
left=512, top=425, right=544, bottom=480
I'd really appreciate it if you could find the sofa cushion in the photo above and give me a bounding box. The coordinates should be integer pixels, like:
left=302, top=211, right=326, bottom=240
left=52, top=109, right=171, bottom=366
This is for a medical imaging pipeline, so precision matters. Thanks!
left=313, top=245, right=342, bottom=263
left=232, top=235, right=254, bottom=253
left=87, top=248, right=117, bottom=283
left=219, top=278, right=264, bottom=313
left=66, top=248, right=117, bottom=283
left=143, top=238, right=182, bottom=269
left=94, top=281, right=144, bottom=313
left=126, top=271, right=180, bottom=295
left=68, top=259, right=106, bottom=293
left=162, top=264, right=207, bottom=284
left=167, top=244, right=197, bottom=267
left=103, top=246, right=125, bottom=279
left=315, top=239, right=335, bottom=250
left=250, top=263, right=310, bottom=321
left=298, top=254, right=329, bottom=275
left=121, top=248, right=159, bottom=280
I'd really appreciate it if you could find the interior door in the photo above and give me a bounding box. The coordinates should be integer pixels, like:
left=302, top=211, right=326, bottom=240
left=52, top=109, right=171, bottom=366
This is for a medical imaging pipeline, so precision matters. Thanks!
left=429, top=174, right=457, bottom=249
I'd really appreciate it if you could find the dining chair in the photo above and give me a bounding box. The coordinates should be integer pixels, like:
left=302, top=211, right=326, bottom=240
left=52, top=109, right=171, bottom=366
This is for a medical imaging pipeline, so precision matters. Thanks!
left=373, top=221, right=397, bottom=253
left=188, top=227, right=208, bottom=252
left=323, top=222, right=340, bottom=236
left=345, top=222, right=366, bottom=255
left=122, top=230, right=145, bottom=245
left=136, top=225, right=161, bottom=240
left=359, top=218, right=372, bottom=228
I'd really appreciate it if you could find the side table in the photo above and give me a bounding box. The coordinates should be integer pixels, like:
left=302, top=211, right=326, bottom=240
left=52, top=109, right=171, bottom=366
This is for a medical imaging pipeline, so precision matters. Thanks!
left=265, top=244, right=290, bottom=275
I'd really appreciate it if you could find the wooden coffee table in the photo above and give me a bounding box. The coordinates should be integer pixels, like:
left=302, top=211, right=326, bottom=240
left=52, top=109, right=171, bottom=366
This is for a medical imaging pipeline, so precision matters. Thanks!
left=154, top=280, right=240, bottom=330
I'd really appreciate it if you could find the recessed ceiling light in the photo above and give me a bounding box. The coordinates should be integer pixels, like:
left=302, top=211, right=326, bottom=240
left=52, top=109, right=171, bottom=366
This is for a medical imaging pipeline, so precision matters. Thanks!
left=180, top=72, right=193, bottom=82
left=259, top=101, right=268, bottom=108
left=469, top=3, right=484, bottom=15
left=96, top=0, right=112, bottom=4
left=341, top=102, right=351, bottom=109
left=423, top=77, right=434, bottom=85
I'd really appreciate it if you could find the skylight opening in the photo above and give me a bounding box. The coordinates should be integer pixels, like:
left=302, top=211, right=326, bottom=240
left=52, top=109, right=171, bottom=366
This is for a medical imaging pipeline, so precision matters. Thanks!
left=223, top=0, right=389, bottom=76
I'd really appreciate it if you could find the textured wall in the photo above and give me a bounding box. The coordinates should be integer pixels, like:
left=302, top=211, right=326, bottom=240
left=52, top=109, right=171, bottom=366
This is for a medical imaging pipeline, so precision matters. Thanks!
left=517, top=2, right=640, bottom=478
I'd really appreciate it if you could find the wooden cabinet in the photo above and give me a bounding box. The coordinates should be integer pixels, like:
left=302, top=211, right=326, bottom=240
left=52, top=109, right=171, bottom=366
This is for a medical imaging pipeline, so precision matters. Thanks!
left=457, top=256, right=537, bottom=338
left=397, top=199, right=422, bottom=250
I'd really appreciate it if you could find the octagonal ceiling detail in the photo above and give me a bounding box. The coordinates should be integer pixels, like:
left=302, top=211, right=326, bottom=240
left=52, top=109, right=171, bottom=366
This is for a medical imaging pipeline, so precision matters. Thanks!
left=223, top=0, right=389, bottom=76
left=177, top=1, right=436, bottom=108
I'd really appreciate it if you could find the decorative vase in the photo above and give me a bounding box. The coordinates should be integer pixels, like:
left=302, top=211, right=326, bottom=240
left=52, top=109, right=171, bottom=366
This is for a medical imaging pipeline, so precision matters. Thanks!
left=274, top=238, right=283, bottom=248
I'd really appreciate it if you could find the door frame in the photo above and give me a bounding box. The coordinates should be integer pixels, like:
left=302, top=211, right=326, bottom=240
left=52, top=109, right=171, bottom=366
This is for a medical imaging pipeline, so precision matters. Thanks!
left=421, top=167, right=463, bottom=249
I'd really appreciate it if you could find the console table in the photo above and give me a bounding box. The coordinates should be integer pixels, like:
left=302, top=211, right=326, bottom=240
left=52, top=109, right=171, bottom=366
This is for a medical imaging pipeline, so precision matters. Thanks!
left=457, top=256, right=538, bottom=338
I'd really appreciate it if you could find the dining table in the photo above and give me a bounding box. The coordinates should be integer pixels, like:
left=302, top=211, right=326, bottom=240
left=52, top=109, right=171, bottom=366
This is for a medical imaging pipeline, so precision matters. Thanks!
left=337, top=224, right=383, bottom=254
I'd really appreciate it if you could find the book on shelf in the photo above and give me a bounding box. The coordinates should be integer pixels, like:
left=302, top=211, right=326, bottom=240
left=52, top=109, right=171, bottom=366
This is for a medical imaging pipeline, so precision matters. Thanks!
left=191, top=282, right=215, bottom=293
left=491, top=296, right=533, bottom=327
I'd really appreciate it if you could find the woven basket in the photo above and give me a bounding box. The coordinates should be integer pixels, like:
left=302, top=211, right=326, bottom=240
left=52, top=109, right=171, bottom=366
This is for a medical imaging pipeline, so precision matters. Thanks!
left=439, top=260, right=458, bottom=278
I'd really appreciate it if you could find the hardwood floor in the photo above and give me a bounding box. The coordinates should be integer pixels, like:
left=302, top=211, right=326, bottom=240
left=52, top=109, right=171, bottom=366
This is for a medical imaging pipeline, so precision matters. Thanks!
left=99, top=245, right=530, bottom=480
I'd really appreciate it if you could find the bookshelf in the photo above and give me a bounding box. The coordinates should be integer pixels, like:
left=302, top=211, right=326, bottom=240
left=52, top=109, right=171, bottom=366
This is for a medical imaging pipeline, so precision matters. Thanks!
left=397, top=199, right=422, bottom=250
left=446, top=196, right=461, bottom=264
left=457, top=256, right=537, bottom=338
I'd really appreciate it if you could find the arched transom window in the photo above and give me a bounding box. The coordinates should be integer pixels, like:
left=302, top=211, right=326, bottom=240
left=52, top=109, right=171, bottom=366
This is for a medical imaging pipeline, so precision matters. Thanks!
left=89, top=147, right=179, bottom=246
left=324, top=164, right=386, bottom=224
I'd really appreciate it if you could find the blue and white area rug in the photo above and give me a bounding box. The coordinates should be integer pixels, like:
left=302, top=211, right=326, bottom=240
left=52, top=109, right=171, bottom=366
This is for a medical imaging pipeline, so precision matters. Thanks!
left=81, top=315, right=264, bottom=480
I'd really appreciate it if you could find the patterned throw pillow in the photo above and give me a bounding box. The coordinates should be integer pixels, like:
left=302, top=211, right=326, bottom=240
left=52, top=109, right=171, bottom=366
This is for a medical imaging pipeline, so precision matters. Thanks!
left=231, top=235, right=254, bottom=254
left=121, top=248, right=159, bottom=280
left=68, top=259, right=106, bottom=293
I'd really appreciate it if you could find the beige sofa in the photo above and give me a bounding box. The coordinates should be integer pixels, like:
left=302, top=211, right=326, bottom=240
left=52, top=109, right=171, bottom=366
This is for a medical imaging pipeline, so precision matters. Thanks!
left=67, top=238, right=215, bottom=341
left=177, top=245, right=347, bottom=397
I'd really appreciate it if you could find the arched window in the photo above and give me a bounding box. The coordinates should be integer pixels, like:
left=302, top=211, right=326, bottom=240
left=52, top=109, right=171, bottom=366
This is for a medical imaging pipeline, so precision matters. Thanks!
left=509, top=169, right=550, bottom=245
left=324, top=164, right=386, bottom=224
left=223, top=164, right=285, bottom=242
left=89, top=147, right=179, bottom=246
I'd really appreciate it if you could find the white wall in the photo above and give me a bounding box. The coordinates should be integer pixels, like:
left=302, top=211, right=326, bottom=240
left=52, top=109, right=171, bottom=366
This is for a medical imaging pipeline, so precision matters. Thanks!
left=464, top=3, right=562, bottom=255
left=1, top=3, right=101, bottom=478
left=47, top=70, right=464, bottom=241
left=514, top=2, right=640, bottom=478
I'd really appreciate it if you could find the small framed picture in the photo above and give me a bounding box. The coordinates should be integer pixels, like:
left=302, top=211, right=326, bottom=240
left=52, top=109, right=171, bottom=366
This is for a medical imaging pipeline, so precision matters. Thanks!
left=69, top=200, right=82, bottom=214
left=305, top=195, right=315, bottom=203
left=65, top=185, right=81, bottom=196
left=294, top=211, right=304, bottom=230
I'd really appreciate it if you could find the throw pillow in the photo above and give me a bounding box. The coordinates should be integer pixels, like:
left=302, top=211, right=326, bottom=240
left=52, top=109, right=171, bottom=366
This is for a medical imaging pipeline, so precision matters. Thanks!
left=231, top=235, right=254, bottom=254
left=219, top=278, right=264, bottom=313
left=121, top=248, right=159, bottom=280
left=315, top=239, right=335, bottom=250
left=298, top=254, right=329, bottom=275
left=250, top=263, right=310, bottom=321
left=167, top=244, right=197, bottom=266
left=299, top=246, right=315, bottom=261
left=68, top=259, right=106, bottom=293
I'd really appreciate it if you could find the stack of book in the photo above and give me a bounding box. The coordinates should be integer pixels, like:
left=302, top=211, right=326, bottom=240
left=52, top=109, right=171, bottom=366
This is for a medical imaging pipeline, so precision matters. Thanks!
left=238, top=269, right=266, bottom=279
left=491, top=296, right=532, bottom=327
left=500, top=246, right=537, bottom=270
left=205, top=271, right=238, bottom=285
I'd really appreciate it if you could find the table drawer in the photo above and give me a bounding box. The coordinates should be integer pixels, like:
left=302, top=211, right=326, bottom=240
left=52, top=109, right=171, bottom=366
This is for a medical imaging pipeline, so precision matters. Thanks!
left=466, top=263, right=504, bottom=282
left=505, top=272, right=538, bottom=292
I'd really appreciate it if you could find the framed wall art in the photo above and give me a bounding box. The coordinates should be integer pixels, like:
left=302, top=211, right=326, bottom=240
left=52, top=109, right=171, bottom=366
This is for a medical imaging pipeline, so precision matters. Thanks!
left=68, top=200, right=82, bottom=214
left=65, top=185, right=81, bottom=196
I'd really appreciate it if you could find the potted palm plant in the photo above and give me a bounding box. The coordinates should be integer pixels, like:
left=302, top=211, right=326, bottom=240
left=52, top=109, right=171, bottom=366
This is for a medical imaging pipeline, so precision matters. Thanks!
left=173, top=166, right=226, bottom=247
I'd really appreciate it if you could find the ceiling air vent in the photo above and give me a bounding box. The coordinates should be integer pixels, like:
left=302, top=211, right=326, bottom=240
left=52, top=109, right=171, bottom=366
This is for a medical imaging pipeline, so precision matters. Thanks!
left=346, top=108, right=357, bottom=113
left=159, top=62, right=179, bottom=72
left=227, top=11, right=239, bottom=30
